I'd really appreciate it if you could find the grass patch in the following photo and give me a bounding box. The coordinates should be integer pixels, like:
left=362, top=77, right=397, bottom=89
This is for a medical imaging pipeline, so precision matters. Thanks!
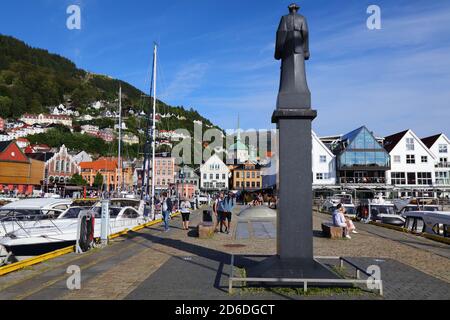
left=232, top=266, right=377, bottom=298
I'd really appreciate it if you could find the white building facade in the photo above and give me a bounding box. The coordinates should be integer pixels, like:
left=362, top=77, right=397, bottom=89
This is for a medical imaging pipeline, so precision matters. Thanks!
left=312, top=131, right=336, bottom=186
left=20, top=114, right=72, bottom=128
left=200, top=154, right=230, bottom=191
left=422, top=134, right=450, bottom=187
left=385, top=130, right=436, bottom=190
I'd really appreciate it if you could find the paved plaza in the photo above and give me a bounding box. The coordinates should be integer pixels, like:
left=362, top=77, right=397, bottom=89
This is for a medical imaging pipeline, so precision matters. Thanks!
left=0, top=206, right=448, bottom=300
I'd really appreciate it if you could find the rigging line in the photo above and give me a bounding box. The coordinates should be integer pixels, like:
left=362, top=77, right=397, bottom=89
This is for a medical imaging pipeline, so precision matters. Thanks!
left=157, top=54, right=172, bottom=133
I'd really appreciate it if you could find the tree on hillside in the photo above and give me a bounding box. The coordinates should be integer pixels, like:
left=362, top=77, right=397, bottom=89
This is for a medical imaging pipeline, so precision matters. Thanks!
left=0, top=96, right=12, bottom=118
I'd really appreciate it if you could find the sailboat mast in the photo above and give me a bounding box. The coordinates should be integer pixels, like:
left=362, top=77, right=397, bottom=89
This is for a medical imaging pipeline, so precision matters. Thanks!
left=151, top=43, right=158, bottom=217
left=118, top=85, right=122, bottom=193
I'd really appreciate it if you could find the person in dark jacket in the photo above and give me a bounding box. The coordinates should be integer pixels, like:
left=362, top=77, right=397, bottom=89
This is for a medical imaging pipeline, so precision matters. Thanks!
left=161, top=192, right=172, bottom=232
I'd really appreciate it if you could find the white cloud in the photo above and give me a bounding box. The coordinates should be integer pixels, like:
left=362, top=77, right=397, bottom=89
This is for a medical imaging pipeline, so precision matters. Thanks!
left=160, top=62, right=209, bottom=102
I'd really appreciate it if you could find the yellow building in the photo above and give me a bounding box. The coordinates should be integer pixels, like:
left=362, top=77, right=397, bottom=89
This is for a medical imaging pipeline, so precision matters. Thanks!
left=231, top=162, right=262, bottom=191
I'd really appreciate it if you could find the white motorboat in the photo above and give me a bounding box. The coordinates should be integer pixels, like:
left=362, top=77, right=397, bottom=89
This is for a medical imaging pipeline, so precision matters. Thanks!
left=0, top=198, right=73, bottom=237
left=357, top=196, right=405, bottom=226
left=321, top=193, right=356, bottom=218
left=0, top=198, right=151, bottom=257
left=402, top=210, right=450, bottom=239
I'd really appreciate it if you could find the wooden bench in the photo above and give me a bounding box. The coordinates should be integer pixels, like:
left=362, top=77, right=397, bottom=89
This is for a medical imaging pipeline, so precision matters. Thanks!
left=198, top=222, right=215, bottom=239
left=321, top=222, right=344, bottom=239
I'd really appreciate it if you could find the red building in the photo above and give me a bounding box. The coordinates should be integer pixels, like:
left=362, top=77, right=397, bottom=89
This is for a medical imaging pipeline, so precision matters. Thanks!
left=0, top=141, right=45, bottom=195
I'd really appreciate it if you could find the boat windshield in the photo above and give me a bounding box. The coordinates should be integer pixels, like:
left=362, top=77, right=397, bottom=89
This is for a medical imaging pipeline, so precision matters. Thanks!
left=372, top=205, right=396, bottom=215
left=110, top=200, right=140, bottom=210
left=0, top=209, right=45, bottom=221
left=404, top=206, right=441, bottom=212
left=109, top=207, right=122, bottom=218
left=60, top=207, right=102, bottom=219
left=345, top=207, right=356, bottom=215
left=424, top=206, right=440, bottom=212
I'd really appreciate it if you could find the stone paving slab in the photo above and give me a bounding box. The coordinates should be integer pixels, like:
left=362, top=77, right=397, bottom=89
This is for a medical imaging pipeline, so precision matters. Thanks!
left=0, top=206, right=448, bottom=300
left=341, top=257, right=450, bottom=300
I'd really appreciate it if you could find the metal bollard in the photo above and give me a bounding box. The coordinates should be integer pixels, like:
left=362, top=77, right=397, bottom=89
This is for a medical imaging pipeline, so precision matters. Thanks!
left=100, top=200, right=110, bottom=246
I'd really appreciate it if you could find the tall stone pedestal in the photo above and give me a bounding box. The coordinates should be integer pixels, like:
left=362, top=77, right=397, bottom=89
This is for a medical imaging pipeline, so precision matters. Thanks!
left=247, top=109, right=338, bottom=280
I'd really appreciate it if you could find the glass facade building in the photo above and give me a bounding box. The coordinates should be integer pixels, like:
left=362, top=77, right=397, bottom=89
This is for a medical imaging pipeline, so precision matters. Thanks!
left=333, top=127, right=390, bottom=184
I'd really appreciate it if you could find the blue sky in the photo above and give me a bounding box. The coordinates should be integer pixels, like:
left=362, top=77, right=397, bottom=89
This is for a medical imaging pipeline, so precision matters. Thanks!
left=1, top=0, right=449, bottom=138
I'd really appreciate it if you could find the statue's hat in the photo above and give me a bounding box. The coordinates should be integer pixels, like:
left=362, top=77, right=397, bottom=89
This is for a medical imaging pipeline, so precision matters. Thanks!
left=288, top=3, right=300, bottom=11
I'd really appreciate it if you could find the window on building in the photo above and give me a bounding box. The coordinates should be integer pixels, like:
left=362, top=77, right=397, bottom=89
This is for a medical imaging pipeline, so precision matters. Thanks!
left=407, top=172, right=416, bottom=185
left=440, top=157, right=448, bottom=164
left=391, top=172, right=406, bottom=185
left=210, top=174, right=213, bottom=180
left=257, top=182, right=261, bottom=188
left=203, top=173, right=207, bottom=180
left=222, top=174, right=226, bottom=180
left=417, top=172, right=432, bottom=185
left=406, top=138, right=415, bottom=151
left=393, top=156, right=401, bottom=163
left=421, top=156, right=428, bottom=163
left=316, top=173, right=324, bottom=180
left=236, top=172, right=240, bottom=179
left=246, top=172, right=250, bottom=179
left=251, top=181, right=256, bottom=188
left=406, top=155, right=415, bottom=164
left=439, top=144, right=448, bottom=153
left=320, top=155, right=327, bottom=163
left=252, top=172, right=255, bottom=179
left=246, top=182, right=250, bottom=188
left=216, top=174, right=220, bottom=180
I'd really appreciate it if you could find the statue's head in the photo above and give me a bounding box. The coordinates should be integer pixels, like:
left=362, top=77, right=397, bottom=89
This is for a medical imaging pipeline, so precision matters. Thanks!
left=288, top=3, right=300, bottom=13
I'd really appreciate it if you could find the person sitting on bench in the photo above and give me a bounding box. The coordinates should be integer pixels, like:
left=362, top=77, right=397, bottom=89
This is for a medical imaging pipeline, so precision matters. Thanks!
left=333, top=204, right=351, bottom=239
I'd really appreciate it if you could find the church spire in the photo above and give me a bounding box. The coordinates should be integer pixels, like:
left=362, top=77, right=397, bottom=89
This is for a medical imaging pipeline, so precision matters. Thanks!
left=237, top=113, right=241, bottom=143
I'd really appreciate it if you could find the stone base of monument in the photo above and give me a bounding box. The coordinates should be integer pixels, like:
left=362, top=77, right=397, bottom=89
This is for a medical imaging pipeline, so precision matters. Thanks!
left=245, top=256, right=341, bottom=283
left=197, top=222, right=215, bottom=239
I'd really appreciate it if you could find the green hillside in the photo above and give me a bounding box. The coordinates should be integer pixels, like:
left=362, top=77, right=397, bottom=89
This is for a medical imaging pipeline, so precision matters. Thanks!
left=0, top=34, right=217, bottom=134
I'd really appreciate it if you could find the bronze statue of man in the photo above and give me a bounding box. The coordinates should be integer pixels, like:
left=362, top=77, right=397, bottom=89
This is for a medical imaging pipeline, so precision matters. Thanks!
left=275, top=3, right=311, bottom=109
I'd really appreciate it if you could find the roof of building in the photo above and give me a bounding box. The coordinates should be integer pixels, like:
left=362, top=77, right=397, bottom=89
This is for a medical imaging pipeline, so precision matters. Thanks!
left=228, top=141, right=248, bottom=151
left=383, top=130, right=409, bottom=152
left=80, top=157, right=118, bottom=171
left=27, top=152, right=55, bottom=162
left=234, top=162, right=262, bottom=170
left=421, top=134, right=442, bottom=149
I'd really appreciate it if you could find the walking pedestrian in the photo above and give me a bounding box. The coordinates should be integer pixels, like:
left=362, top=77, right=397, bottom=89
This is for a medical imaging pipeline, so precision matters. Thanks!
left=212, top=194, right=220, bottom=233
left=216, top=192, right=226, bottom=233
left=161, top=192, right=172, bottom=232
left=180, top=198, right=192, bottom=230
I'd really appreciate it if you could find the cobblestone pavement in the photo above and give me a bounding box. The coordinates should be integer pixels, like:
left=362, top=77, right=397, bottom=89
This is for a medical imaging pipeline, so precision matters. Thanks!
left=0, top=206, right=448, bottom=300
